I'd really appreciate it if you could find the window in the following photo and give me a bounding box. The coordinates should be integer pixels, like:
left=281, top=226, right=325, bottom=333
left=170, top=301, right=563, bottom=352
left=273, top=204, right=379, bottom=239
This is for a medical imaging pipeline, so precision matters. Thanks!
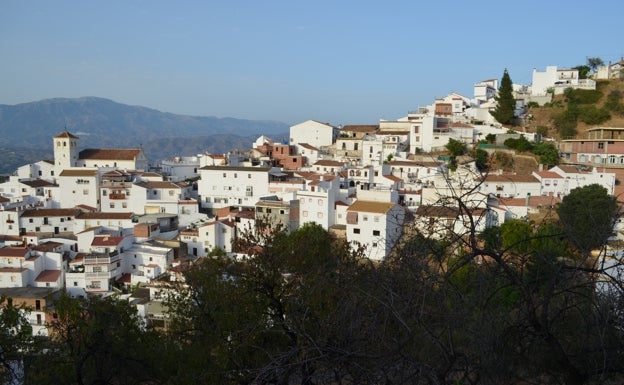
left=223, top=173, right=227, bottom=177
left=353, top=228, right=360, bottom=234
left=29, top=218, right=33, bottom=223
left=363, top=215, right=368, bottom=221
left=246, top=186, right=253, bottom=197
left=303, top=211, right=309, bottom=217
left=73, top=281, right=78, bottom=287
left=102, top=190, right=107, bottom=196
left=372, top=242, right=378, bottom=248
left=110, top=203, right=115, bottom=209
left=598, top=142, right=604, bottom=149
left=92, top=266, right=102, bottom=273
left=169, top=190, right=174, bottom=196
left=83, top=189, right=89, bottom=195
left=373, top=230, right=380, bottom=236
left=374, top=216, right=380, bottom=222
left=317, top=212, right=323, bottom=219
left=248, top=174, right=252, bottom=178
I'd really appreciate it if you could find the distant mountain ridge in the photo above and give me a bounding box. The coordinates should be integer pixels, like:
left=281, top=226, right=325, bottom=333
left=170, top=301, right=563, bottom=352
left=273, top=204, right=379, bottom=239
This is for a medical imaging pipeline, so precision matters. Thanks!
left=0, top=97, right=290, bottom=173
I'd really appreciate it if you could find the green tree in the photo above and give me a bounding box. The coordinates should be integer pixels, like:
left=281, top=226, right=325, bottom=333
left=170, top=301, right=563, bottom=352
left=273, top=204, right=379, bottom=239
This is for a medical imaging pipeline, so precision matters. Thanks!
left=491, top=69, right=516, bottom=125
left=445, top=138, right=467, bottom=157
left=587, top=56, right=605, bottom=72
left=0, top=296, right=36, bottom=385
left=473, top=148, right=489, bottom=171
left=557, top=184, right=618, bottom=255
left=29, top=294, right=165, bottom=385
left=485, top=133, right=497, bottom=144
left=532, top=142, right=559, bottom=167
left=573, top=64, right=591, bottom=79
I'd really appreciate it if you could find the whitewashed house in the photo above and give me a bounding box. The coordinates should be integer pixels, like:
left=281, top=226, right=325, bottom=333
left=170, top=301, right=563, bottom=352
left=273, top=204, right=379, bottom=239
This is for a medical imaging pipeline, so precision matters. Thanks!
left=16, top=160, right=56, bottom=182
left=297, top=174, right=340, bottom=230
left=19, top=208, right=81, bottom=235
left=57, top=168, right=100, bottom=209
left=549, top=165, right=616, bottom=196
left=290, top=120, right=339, bottom=149
left=346, top=200, right=405, bottom=261
left=479, top=174, right=542, bottom=199
left=160, top=156, right=200, bottom=182
left=198, top=165, right=273, bottom=212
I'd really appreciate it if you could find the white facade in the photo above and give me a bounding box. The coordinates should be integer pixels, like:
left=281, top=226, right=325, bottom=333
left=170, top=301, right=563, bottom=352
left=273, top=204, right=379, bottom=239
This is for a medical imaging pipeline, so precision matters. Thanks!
left=53, top=131, right=80, bottom=171
left=16, top=161, right=56, bottom=181
left=479, top=174, right=542, bottom=199
left=161, top=156, right=200, bottom=182
left=198, top=166, right=272, bottom=211
left=549, top=165, right=616, bottom=196
left=180, top=219, right=237, bottom=257
left=290, top=120, right=339, bottom=149
left=297, top=175, right=340, bottom=230
left=19, top=208, right=81, bottom=235
left=345, top=200, right=405, bottom=261
left=57, top=168, right=100, bottom=209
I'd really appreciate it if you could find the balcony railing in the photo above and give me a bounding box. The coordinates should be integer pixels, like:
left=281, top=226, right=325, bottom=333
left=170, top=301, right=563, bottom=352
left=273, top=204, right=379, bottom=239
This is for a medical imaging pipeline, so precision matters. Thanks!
left=109, top=193, right=126, bottom=200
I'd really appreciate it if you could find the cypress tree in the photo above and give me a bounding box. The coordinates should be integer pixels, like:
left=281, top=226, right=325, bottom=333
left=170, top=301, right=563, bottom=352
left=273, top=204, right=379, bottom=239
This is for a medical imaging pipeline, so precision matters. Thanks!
left=491, top=69, right=515, bottom=125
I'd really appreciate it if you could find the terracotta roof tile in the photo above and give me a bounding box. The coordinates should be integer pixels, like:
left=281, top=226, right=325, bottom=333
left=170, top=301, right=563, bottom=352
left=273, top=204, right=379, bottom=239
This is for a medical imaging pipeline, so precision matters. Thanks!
left=79, top=148, right=142, bottom=161
left=347, top=200, right=397, bottom=214
left=54, top=131, right=78, bottom=139
left=34, top=270, right=61, bottom=282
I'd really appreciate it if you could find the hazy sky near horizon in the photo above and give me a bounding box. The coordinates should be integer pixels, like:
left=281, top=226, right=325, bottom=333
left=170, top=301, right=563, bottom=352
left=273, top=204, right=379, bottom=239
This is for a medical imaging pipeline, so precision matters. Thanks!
left=1, top=0, right=622, bottom=125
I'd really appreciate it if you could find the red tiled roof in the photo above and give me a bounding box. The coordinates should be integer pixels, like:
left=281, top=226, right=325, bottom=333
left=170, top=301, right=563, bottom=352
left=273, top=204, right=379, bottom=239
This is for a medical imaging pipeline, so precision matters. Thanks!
left=20, top=179, right=57, bottom=188
left=498, top=195, right=561, bottom=207
left=313, top=160, right=345, bottom=167
left=59, top=169, right=98, bottom=177
left=0, top=247, right=29, bottom=258
left=79, top=148, right=142, bottom=161
left=54, top=131, right=78, bottom=139
left=341, top=125, right=379, bottom=132
left=534, top=171, right=563, bottom=179
left=21, top=208, right=81, bottom=218
left=347, top=200, right=397, bottom=214
left=77, top=212, right=134, bottom=220
left=298, top=143, right=320, bottom=151
left=92, top=236, right=125, bottom=247
left=482, top=174, right=540, bottom=183
left=384, top=174, right=403, bottom=182
left=34, top=270, right=61, bottom=282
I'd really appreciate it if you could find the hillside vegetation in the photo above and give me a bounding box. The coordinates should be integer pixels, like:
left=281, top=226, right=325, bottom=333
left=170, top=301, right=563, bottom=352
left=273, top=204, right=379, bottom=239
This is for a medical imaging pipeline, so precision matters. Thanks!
left=525, top=78, right=624, bottom=139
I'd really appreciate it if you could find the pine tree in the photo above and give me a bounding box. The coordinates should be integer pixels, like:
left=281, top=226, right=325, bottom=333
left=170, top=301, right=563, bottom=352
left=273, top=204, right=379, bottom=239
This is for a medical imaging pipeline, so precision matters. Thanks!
left=491, top=69, right=515, bottom=125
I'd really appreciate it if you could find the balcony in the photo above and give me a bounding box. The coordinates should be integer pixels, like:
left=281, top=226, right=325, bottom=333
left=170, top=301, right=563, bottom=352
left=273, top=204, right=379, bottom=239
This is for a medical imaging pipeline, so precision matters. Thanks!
left=109, top=193, right=126, bottom=200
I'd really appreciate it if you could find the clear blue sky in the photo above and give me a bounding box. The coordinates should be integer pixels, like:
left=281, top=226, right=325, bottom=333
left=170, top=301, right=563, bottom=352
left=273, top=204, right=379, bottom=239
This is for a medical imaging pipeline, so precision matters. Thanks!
left=1, top=0, right=622, bottom=126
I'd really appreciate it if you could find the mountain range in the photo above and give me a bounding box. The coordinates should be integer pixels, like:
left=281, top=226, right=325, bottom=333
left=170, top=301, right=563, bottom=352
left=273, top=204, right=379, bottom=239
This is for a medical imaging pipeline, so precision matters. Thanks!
left=0, top=97, right=290, bottom=174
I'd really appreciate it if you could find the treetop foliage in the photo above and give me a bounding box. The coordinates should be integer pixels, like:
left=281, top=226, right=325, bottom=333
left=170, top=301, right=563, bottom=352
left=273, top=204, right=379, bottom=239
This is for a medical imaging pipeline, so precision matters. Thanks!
left=491, top=69, right=516, bottom=125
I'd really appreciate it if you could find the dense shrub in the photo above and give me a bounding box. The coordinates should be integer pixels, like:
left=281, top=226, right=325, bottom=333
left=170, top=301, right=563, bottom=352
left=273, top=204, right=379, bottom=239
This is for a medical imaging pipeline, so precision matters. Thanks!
left=578, top=106, right=611, bottom=124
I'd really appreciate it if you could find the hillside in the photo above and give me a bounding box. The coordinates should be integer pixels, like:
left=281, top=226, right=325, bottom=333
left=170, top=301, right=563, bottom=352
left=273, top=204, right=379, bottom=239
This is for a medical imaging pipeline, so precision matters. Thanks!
left=525, top=78, right=624, bottom=138
left=0, top=97, right=290, bottom=173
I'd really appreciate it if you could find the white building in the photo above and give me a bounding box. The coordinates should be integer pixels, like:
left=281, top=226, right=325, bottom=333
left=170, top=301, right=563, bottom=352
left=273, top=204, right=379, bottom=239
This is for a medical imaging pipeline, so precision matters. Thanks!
left=345, top=200, right=405, bottom=261
left=549, top=165, right=616, bottom=196
left=531, top=66, right=595, bottom=96
left=57, top=168, right=100, bottom=209
left=198, top=166, right=273, bottom=211
left=73, top=212, right=136, bottom=235
left=298, top=174, right=340, bottom=230
left=479, top=174, right=542, bottom=199
left=160, top=156, right=201, bottom=182
left=180, top=218, right=237, bottom=258
left=290, top=120, right=339, bottom=149
left=19, top=208, right=82, bottom=235
left=16, top=160, right=56, bottom=181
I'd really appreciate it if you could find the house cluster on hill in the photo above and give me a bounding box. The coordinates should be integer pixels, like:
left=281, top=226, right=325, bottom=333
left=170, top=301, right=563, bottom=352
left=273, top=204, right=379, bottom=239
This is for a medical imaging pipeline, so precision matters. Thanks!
left=1, top=64, right=622, bottom=334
